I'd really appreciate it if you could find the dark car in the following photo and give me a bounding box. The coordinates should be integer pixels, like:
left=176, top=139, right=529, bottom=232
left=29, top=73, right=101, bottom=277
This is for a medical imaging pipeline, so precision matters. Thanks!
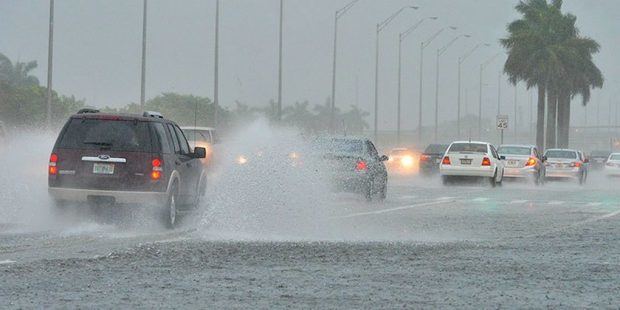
left=48, top=109, right=207, bottom=228
left=419, top=144, right=449, bottom=175
left=589, top=150, right=610, bottom=170
left=318, top=137, right=389, bottom=201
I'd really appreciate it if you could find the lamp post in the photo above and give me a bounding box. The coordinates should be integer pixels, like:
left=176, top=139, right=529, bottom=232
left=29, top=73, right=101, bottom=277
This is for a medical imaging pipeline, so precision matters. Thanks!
left=330, top=0, right=361, bottom=133
left=396, top=16, right=437, bottom=146
left=417, top=27, right=447, bottom=144
left=373, top=5, right=419, bottom=140
left=478, top=52, right=502, bottom=139
left=457, top=42, right=489, bottom=138
left=277, top=0, right=284, bottom=122
left=213, top=0, right=220, bottom=126
left=433, top=32, right=468, bottom=142
left=46, top=0, right=54, bottom=130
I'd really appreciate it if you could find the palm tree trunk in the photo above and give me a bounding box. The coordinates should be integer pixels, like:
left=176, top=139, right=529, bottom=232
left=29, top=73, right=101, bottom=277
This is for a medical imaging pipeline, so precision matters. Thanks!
left=557, top=92, right=570, bottom=148
left=546, top=89, right=557, bottom=149
left=536, top=85, right=546, bottom=152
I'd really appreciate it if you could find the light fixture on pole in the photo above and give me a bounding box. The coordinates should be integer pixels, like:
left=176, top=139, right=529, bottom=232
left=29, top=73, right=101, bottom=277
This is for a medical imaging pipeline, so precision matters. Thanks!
left=433, top=32, right=468, bottom=142
left=457, top=42, right=490, bottom=137
left=330, top=0, right=361, bottom=133
left=373, top=5, right=419, bottom=140
left=478, top=52, right=502, bottom=139
left=396, top=16, right=437, bottom=146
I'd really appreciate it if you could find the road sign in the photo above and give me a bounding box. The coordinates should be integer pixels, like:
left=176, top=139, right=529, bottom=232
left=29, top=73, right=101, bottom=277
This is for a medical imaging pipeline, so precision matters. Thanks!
left=497, top=115, right=509, bottom=130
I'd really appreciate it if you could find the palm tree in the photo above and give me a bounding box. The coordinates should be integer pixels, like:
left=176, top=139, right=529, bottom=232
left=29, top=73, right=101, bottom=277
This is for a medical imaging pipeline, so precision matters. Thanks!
left=502, top=0, right=603, bottom=149
left=0, top=53, right=39, bottom=87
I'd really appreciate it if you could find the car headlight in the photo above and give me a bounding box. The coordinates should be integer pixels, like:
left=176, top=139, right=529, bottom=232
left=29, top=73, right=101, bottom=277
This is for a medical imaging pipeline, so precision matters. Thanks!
left=237, top=155, right=248, bottom=165
left=401, top=156, right=414, bottom=167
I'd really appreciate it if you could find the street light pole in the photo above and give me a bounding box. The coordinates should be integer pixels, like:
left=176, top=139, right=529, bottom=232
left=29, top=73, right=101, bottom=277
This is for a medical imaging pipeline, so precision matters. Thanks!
left=457, top=42, right=489, bottom=138
left=213, top=0, right=220, bottom=126
left=396, top=16, right=437, bottom=146
left=417, top=27, right=445, bottom=144
left=331, top=0, right=360, bottom=134
left=277, top=0, right=283, bottom=122
left=433, top=32, right=466, bottom=142
left=46, top=0, right=54, bottom=130
left=478, top=52, right=501, bottom=139
left=373, top=5, right=418, bottom=141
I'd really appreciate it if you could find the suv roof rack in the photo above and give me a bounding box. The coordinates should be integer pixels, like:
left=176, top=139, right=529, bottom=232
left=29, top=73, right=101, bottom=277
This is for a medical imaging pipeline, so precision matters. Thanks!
left=143, top=111, right=164, bottom=119
left=77, top=108, right=100, bottom=114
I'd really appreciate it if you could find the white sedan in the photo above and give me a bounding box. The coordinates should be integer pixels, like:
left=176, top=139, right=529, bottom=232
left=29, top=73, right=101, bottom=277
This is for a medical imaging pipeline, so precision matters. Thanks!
left=440, top=141, right=505, bottom=187
left=604, top=153, right=620, bottom=177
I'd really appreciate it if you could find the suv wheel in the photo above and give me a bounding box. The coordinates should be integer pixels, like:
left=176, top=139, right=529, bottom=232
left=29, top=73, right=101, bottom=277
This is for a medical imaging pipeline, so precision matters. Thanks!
left=163, top=185, right=179, bottom=229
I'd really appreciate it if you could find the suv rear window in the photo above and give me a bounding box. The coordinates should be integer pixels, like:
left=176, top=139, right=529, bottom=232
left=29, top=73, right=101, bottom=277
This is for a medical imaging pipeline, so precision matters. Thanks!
left=58, top=118, right=151, bottom=152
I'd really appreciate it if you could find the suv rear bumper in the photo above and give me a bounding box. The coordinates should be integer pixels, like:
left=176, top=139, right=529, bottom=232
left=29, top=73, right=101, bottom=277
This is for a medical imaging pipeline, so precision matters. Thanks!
left=49, top=187, right=167, bottom=205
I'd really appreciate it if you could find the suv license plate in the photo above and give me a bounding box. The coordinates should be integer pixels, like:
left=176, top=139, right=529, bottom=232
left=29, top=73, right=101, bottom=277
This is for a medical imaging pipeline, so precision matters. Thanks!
left=93, top=163, right=114, bottom=175
left=460, top=159, right=472, bottom=165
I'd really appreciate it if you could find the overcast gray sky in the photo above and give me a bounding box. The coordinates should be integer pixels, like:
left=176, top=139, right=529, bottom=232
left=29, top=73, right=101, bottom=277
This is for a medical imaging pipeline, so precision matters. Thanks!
left=1, top=0, right=618, bottom=130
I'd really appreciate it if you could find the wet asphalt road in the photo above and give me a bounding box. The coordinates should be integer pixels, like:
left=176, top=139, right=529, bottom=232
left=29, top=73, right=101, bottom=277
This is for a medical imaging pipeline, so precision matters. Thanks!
left=2, top=172, right=620, bottom=308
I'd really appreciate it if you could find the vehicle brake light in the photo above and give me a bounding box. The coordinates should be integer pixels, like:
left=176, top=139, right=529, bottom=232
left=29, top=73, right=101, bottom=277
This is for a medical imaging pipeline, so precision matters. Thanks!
left=151, top=157, right=163, bottom=180
left=441, top=156, right=451, bottom=165
left=481, top=157, right=491, bottom=166
left=356, top=160, right=367, bottom=171
left=49, top=153, right=58, bottom=175
left=525, top=157, right=537, bottom=167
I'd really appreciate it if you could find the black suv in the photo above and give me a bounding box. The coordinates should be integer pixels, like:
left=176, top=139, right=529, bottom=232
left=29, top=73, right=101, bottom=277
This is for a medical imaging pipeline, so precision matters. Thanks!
left=48, top=109, right=207, bottom=228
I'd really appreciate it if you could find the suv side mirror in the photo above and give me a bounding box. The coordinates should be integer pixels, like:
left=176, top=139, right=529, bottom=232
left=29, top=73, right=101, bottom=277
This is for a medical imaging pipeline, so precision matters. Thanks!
left=193, top=147, right=206, bottom=159
left=379, top=155, right=389, bottom=162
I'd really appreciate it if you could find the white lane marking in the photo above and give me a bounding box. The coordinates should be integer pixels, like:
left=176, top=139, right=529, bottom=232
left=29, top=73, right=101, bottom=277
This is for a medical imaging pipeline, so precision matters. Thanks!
left=524, top=208, right=620, bottom=238
left=472, top=197, right=489, bottom=202
left=0, top=260, right=16, bottom=265
left=586, top=202, right=603, bottom=207
left=510, top=200, right=528, bottom=204
left=332, top=200, right=455, bottom=219
left=548, top=201, right=564, bottom=205
left=437, top=196, right=456, bottom=200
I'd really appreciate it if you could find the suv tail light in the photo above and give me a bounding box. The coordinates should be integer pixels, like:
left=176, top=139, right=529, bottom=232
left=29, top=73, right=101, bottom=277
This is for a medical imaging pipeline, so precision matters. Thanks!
left=49, top=153, right=58, bottom=175
left=441, top=156, right=451, bottom=165
left=356, top=160, right=367, bottom=171
left=525, top=157, right=537, bottom=167
left=151, top=158, right=163, bottom=180
left=481, top=157, right=491, bottom=166
left=571, top=162, right=582, bottom=168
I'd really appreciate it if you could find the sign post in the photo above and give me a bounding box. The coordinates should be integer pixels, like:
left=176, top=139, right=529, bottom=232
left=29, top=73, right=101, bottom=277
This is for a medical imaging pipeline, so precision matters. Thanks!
left=497, top=114, right=509, bottom=145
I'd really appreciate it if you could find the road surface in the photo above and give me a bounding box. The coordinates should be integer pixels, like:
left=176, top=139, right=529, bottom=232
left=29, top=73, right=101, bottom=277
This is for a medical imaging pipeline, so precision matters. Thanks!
left=2, top=168, right=620, bottom=308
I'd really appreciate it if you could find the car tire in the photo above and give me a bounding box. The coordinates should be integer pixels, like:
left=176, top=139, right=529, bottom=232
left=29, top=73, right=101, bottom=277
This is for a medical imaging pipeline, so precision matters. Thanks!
left=162, top=184, right=179, bottom=229
left=192, top=173, right=207, bottom=209
left=490, top=171, right=497, bottom=188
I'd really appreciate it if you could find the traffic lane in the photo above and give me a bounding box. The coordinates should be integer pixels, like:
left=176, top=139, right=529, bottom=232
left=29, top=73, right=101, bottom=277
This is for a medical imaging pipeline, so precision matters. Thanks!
left=2, top=216, right=620, bottom=308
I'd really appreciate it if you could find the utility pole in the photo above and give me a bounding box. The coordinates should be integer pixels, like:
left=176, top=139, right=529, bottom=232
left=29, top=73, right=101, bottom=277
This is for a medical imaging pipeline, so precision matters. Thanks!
left=213, top=0, right=220, bottom=126
left=277, top=0, right=283, bottom=122
left=46, top=0, right=55, bottom=130
left=140, top=0, right=147, bottom=110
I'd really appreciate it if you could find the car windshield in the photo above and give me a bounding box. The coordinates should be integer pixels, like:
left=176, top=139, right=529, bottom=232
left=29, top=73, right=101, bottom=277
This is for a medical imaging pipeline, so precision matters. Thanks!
left=58, top=118, right=151, bottom=152
left=497, top=146, right=530, bottom=155
left=448, top=143, right=487, bottom=153
left=182, top=129, right=212, bottom=143
left=610, top=154, right=620, bottom=160
left=424, top=144, right=448, bottom=154
left=545, top=150, right=577, bottom=159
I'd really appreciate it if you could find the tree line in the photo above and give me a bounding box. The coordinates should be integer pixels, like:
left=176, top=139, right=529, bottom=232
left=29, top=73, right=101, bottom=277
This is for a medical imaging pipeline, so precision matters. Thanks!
left=0, top=52, right=368, bottom=134
left=502, top=0, right=603, bottom=150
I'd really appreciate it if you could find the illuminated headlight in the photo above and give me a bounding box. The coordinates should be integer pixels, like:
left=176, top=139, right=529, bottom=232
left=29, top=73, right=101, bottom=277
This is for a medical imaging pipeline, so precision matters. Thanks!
left=401, top=156, right=414, bottom=167
left=237, top=155, right=248, bottom=165
left=289, top=152, right=299, bottom=159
